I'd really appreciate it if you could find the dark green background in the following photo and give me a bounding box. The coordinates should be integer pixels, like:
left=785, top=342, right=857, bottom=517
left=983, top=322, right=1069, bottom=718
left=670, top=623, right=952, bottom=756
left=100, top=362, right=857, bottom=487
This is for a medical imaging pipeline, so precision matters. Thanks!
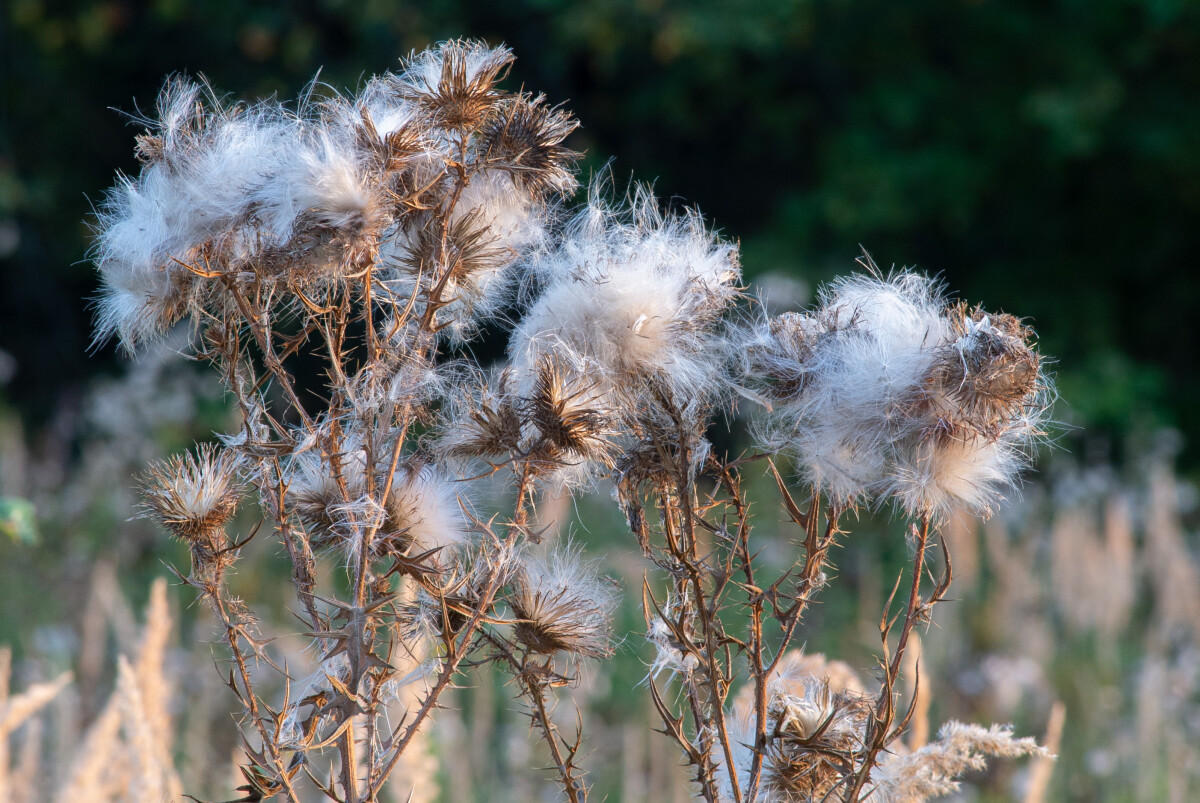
left=3, top=0, right=1197, bottom=466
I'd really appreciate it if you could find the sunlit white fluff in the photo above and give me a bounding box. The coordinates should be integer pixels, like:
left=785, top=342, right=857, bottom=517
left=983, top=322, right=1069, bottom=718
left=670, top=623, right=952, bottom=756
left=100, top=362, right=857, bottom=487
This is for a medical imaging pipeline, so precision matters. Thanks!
left=352, top=72, right=423, bottom=139
left=380, top=464, right=472, bottom=560
left=885, top=434, right=1028, bottom=520
left=749, top=272, right=947, bottom=505
left=746, top=269, right=1049, bottom=518
left=430, top=170, right=553, bottom=341
left=509, top=185, right=740, bottom=423
left=92, top=79, right=293, bottom=348
left=397, top=39, right=514, bottom=101
left=510, top=544, right=619, bottom=659
left=252, top=124, right=379, bottom=241
left=285, top=435, right=470, bottom=563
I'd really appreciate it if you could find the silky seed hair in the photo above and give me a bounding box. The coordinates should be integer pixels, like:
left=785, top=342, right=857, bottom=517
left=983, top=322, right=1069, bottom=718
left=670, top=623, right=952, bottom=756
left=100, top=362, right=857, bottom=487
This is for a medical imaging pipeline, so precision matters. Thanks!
left=509, top=545, right=619, bottom=659
left=139, top=443, right=243, bottom=544
left=744, top=266, right=1051, bottom=517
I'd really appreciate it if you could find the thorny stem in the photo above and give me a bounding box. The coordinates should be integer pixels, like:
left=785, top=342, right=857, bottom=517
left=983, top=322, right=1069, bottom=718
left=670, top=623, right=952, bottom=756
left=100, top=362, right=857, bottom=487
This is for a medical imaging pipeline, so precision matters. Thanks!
left=524, top=668, right=587, bottom=803
left=224, top=278, right=314, bottom=430
left=845, top=514, right=936, bottom=801
left=209, top=577, right=303, bottom=803
left=370, top=517, right=523, bottom=795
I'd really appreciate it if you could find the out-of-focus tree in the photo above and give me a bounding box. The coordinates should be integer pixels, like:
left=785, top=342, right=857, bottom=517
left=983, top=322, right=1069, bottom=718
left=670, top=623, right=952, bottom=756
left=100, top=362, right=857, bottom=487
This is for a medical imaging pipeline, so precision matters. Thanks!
left=2, top=0, right=1199, bottom=463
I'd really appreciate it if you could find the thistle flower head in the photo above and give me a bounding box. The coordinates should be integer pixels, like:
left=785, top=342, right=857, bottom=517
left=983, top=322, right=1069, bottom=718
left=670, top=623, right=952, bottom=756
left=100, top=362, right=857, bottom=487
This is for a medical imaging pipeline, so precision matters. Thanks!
left=720, top=650, right=871, bottom=802
left=377, top=462, right=472, bottom=561
left=927, top=305, right=1042, bottom=432
left=439, top=368, right=524, bottom=461
left=285, top=443, right=367, bottom=548
left=509, top=545, right=619, bottom=659
left=91, top=79, right=292, bottom=350
left=286, top=438, right=470, bottom=564
left=399, top=39, right=514, bottom=132
left=521, top=355, right=619, bottom=472
left=510, top=184, right=740, bottom=436
left=746, top=265, right=1052, bottom=518
left=391, top=186, right=539, bottom=340
left=481, top=92, right=580, bottom=196
left=140, top=443, right=244, bottom=543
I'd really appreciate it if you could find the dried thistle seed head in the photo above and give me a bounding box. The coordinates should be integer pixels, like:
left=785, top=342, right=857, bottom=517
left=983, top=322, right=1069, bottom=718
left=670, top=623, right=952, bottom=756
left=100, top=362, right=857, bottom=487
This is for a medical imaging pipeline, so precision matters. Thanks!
left=720, top=650, right=871, bottom=802
left=376, top=462, right=472, bottom=560
left=250, top=126, right=395, bottom=279
left=400, top=39, right=514, bottom=131
left=482, top=93, right=580, bottom=195
left=523, top=356, right=617, bottom=467
left=929, top=305, right=1041, bottom=431
left=737, top=309, right=844, bottom=406
left=615, top=437, right=676, bottom=492
left=440, top=371, right=523, bottom=460
left=400, top=208, right=510, bottom=291
left=452, top=398, right=523, bottom=458
left=285, top=445, right=366, bottom=548
left=747, top=268, right=1053, bottom=516
left=91, top=76, right=298, bottom=352
left=140, top=443, right=243, bottom=542
left=761, top=674, right=871, bottom=799
left=510, top=185, right=740, bottom=421
left=509, top=546, right=618, bottom=659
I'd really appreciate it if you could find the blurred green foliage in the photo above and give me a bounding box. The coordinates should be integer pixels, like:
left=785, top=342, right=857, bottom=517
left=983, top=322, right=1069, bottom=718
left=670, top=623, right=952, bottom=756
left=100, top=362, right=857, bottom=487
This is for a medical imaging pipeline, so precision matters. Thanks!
left=2, top=0, right=1198, bottom=466
left=0, top=497, right=38, bottom=545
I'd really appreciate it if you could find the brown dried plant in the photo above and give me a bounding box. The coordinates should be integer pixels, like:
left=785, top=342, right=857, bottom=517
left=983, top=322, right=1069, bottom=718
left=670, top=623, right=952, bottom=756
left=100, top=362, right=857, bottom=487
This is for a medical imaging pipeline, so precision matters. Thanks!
left=89, top=40, right=1056, bottom=801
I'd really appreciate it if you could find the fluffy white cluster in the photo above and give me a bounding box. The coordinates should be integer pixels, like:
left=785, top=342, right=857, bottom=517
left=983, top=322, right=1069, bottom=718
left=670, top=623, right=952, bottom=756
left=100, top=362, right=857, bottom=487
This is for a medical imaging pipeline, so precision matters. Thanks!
left=509, top=545, right=619, bottom=659
left=744, top=270, right=1050, bottom=517
left=92, top=40, right=573, bottom=351
left=93, top=80, right=290, bottom=347
left=513, top=186, right=738, bottom=402
left=506, top=186, right=740, bottom=484
left=284, top=438, right=471, bottom=564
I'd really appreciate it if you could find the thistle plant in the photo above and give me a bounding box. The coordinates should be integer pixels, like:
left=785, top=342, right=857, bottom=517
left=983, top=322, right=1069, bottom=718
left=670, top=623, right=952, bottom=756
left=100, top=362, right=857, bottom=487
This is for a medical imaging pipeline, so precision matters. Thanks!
left=91, top=39, right=1054, bottom=802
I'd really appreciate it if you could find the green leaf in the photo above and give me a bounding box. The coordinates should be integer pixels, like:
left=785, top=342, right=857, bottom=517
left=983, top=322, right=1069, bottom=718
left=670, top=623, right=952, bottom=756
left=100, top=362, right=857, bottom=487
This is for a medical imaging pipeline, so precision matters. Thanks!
left=0, top=497, right=39, bottom=546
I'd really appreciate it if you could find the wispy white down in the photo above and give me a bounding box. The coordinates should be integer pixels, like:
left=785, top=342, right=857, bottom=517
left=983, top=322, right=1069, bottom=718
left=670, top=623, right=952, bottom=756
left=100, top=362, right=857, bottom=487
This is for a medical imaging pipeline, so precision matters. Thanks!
left=510, top=184, right=740, bottom=423
left=744, top=269, right=1050, bottom=517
